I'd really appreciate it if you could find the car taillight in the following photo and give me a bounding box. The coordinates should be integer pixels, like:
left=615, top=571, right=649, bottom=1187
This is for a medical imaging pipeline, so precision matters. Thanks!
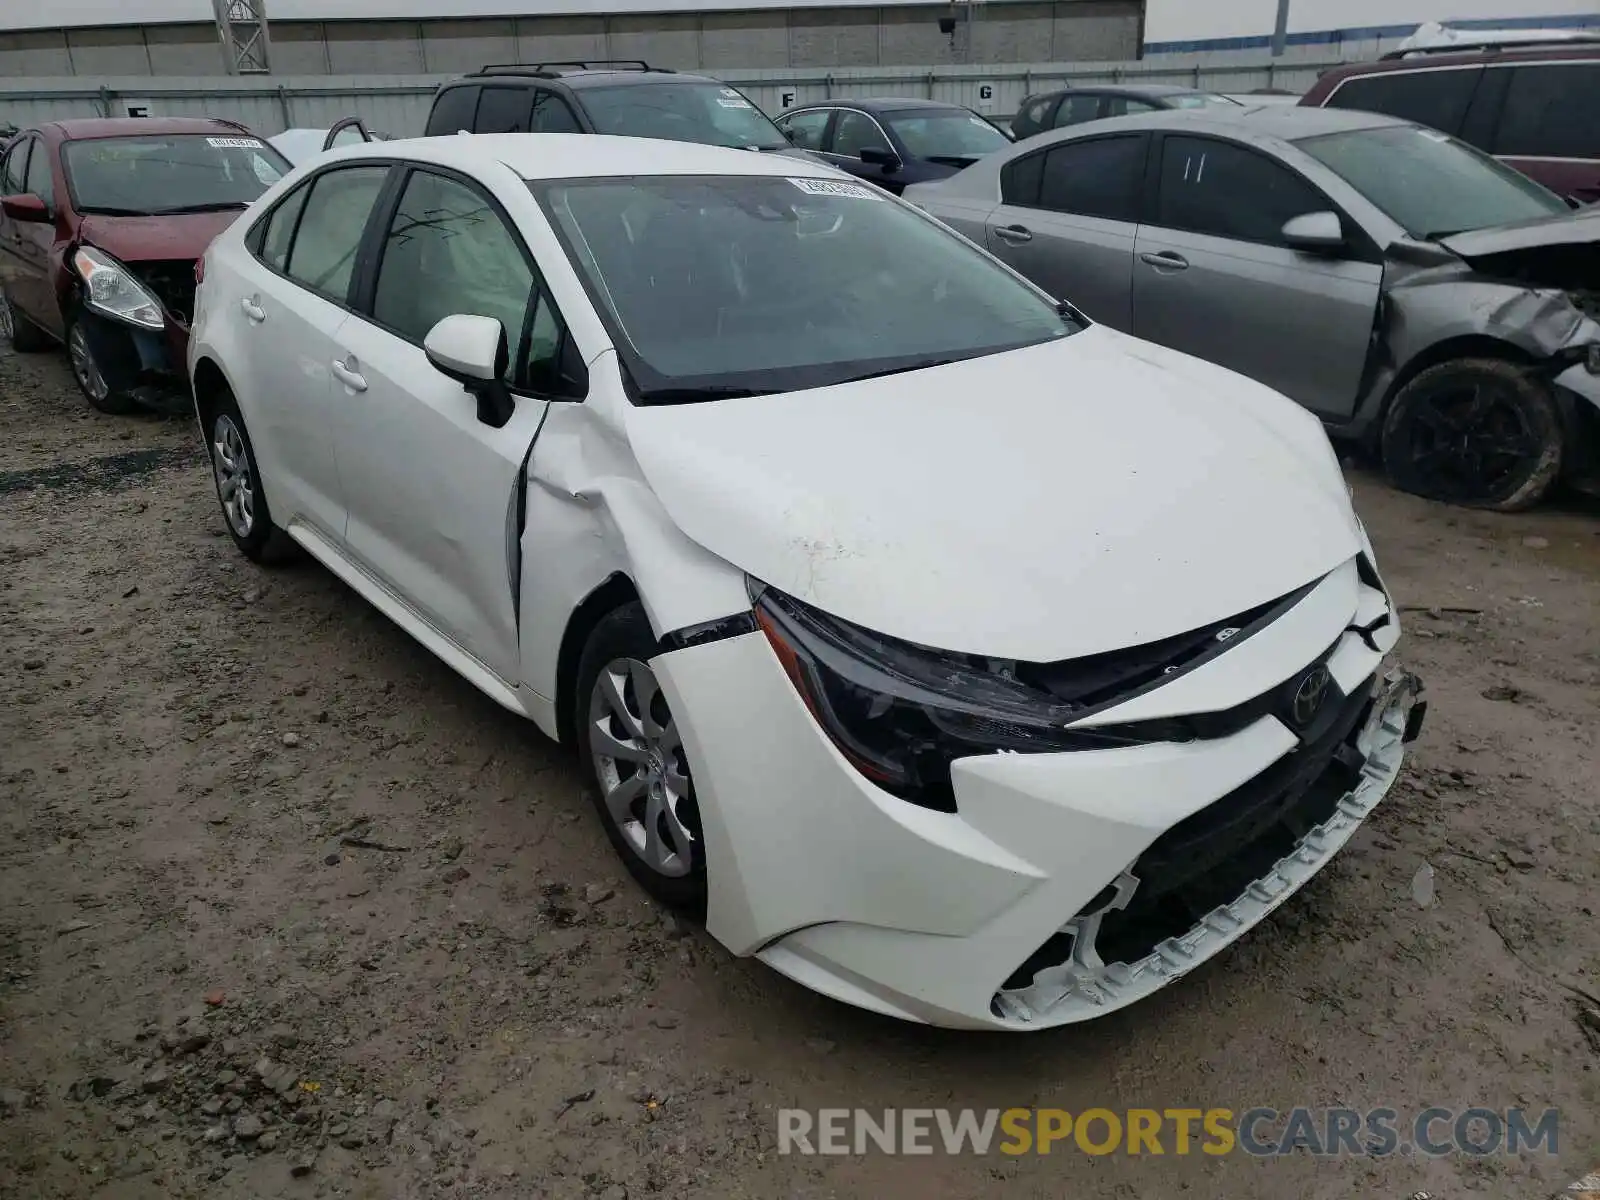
left=194, top=255, right=206, bottom=286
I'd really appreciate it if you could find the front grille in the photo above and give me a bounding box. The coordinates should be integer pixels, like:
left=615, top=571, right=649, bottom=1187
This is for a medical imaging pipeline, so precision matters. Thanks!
left=131, top=261, right=198, bottom=327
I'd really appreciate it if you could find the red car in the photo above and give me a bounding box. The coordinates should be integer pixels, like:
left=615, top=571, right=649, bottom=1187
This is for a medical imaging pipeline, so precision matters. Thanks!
left=0, top=117, right=292, bottom=413
left=1300, top=41, right=1600, bottom=206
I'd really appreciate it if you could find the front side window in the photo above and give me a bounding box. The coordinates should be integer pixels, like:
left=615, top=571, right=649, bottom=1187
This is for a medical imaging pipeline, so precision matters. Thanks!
left=1494, top=63, right=1600, bottom=160
left=23, top=139, right=52, bottom=208
left=283, top=165, right=389, bottom=303
left=884, top=109, right=1009, bottom=159
left=1054, top=95, right=1105, bottom=127
left=1156, top=135, right=1325, bottom=244
left=778, top=109, right=831, bottom=151
left=372, top=169, right=567, bottom=389
left=1297, top=124, right=1568, bottom=239
left=530, top=92, right=582, bottom=133
left=475, top=87, right=533, bottom=134
left=831, top=111, right=890, bottom=158
left=536, top=173, right=1073, bottom=400
left=1323, top=67, right=1483, bottom=136
left=1038, top=135, right=1146, bottom=222
left=579, top=82, right=788, bottom=151
left=62, top=134, right=289, bottom=216
left=2, top=137, right=31, bottom=195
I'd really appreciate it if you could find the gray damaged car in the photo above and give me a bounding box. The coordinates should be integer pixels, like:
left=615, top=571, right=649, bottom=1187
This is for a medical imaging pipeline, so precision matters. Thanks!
left=904, top=105, right=1600, bottom=510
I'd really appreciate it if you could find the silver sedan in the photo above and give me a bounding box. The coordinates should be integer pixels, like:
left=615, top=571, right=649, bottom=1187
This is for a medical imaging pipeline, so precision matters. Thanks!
left=904, top=105, right=1600, bottom=510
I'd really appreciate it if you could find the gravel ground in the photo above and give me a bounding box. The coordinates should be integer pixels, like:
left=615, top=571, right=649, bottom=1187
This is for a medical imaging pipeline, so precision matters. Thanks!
left=2, top=340, right=1598, bottom=1200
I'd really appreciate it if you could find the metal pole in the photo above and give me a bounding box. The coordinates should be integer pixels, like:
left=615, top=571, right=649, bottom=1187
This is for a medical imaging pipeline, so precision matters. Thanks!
left=1271, top=0, right=1290, bottom=57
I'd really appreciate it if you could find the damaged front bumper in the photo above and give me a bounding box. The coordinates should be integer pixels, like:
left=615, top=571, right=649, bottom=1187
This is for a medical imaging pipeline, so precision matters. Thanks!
left=77, top=308, right=191, bottom=411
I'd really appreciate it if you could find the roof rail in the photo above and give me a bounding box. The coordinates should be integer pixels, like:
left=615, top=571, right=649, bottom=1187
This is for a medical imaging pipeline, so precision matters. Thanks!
left=473, top=60, right=667, bottom=77
left=1379, top=33, right=1600, bottom=59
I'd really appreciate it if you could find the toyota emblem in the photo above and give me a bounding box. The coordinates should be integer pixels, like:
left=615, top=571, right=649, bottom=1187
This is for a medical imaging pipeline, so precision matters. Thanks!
left=1289, top=665, right=1332, bottom=729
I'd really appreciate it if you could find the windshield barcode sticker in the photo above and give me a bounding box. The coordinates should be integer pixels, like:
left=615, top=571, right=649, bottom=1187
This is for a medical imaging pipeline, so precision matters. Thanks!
left=716, top=96, right=753, bottom=109
left=206, top=136, right=264, bottom=149
left=788, top=177, right=885, bottom=201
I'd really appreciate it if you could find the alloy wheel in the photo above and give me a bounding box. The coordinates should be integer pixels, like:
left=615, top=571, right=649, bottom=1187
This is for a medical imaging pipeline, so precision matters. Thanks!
left=67, top=324, right=110, bottom=403
left=587, top=657, right=699, bottom=878
left=212, top=414, right=256, bottom=538
left=1403, top=381, right=1538, bottom=502
left=0, top=292, right=13, bottom=343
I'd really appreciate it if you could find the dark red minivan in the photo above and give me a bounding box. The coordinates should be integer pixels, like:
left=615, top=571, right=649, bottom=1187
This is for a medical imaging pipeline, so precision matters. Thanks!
left=1300, top=42, right=1600, bottom=206
left=0, top=117, right=291, bottom=413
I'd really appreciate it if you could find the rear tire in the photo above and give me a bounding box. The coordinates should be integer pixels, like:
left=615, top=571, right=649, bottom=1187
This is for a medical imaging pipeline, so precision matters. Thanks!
left=0, top=288, right=52, bottom=353
left=574, top=602, right=708, bottom=915
left=1380, top=357, right=1563, bottom=512
left=65, top=311, right=140, bottom=415
left=205, top=389, right=296, bottom=564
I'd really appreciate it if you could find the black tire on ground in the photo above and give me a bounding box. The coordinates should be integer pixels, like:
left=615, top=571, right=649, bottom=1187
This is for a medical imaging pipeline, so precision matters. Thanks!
left=205, top=387, right=298, bottom=564
left=1, top=289, right=53, bottom=353
left=1380, top=356, right=1564, bottom=512
left=573, top=602, right=708, bottom=915
left=64, top=310, right=141, bottom=415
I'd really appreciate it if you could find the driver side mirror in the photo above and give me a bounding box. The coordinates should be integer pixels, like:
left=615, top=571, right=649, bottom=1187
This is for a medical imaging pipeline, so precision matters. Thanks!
left=1, top=193, right=50, bottom=223
left=1281, top=210, right=1345, bottom=254
left=425, top=314, right=515, bottom=428
left=859, top=145, right=902, bottom=173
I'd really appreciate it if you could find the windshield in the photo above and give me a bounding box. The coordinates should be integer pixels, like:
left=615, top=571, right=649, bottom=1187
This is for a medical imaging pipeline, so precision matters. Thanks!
left=63, top=134, right=290, bottom=215
left=1169, top=92, right=1241, bottom=109
left=535, top=174, right=1073, bottom=401
left=1296, top=125, right=1567, bottom=239
left=579, top=82, right=789, bottom=150
left=884, top=109, right=1010, bottom=159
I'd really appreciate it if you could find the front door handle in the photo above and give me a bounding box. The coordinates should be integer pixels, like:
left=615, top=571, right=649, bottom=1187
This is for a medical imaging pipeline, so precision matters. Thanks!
left=993, top=224, right=1033, bottom=244
left=1139, top=250, right=1189, bottom=270
left=330, top=356, right=367, bottom=392
left=240, top=296, right=265, bottom=323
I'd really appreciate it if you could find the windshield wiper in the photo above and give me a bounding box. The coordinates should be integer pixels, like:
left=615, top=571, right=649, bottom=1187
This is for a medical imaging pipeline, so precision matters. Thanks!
left=76, top=205, right=152, bottom=216
left=835, top=358, right=958, bottom=385
left=1420, top=227, right=1463, bottom=241
left=637, top=385, right=778, bottom=405
left=152, top=201, right=251, bottom=215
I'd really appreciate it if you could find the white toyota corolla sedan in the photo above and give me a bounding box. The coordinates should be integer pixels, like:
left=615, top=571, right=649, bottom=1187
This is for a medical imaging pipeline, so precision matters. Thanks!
left=188, top=132, right=1425, bottom=1030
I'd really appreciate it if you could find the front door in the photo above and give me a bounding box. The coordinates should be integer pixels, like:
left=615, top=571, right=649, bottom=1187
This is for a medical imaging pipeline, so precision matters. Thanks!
left=825, top=109, right=902, bottom=193
left=1132, top=134, right=1380, bottom=419
left=329, top=166, right=575, bottom=684
left=983, top=133, right=1147, bottom=329
left=1, top=137, right=58, bottom=334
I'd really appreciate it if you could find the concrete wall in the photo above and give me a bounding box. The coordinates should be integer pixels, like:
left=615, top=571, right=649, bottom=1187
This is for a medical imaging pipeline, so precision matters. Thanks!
left=0, top=3, right=1143, bottom=78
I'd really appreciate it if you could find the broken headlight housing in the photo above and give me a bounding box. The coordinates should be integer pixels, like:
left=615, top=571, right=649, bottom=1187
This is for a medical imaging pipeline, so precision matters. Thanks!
left=72, top=245, right=164, bottom=330
left=752, top=582, right=1092, bottom=811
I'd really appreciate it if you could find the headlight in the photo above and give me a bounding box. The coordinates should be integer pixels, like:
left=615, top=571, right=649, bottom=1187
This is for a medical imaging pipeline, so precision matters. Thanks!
left=72, top=246, right=164, bottom=330
left=753, top=583, right=1127, bottom=811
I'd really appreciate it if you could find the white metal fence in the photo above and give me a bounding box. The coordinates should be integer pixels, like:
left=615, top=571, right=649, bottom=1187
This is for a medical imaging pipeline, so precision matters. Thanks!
left=0, top=56, right=1340, bottom=137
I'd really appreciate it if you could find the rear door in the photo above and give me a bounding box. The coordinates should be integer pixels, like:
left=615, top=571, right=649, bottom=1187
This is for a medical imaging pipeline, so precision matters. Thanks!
left=1131, top=134, right=1381, bottom=419
left=328, top=165, right=578, bottom=684
left=1487, top=60, right=1600, bottom=205
left=235, top=163, right=392, bottom=538
left=982, top=132, right=1146, bottom=329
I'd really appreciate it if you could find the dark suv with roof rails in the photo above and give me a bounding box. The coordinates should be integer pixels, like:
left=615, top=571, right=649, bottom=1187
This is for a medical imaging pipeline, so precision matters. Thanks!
left=423, top=60, right=818, bottom=162
left=1300, top=36, right=1600, bottom=205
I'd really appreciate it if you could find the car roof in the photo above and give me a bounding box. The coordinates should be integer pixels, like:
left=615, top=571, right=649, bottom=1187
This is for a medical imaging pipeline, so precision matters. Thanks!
left=1317, top=40, right=1600, bottom=83
left=452, top=65, right=723, bottom=90
left=1091, top=103, right=1409, bottom=139
left=332, top=131, right=838, bottom=181
left=45, top=117, right=250, bottom=140
left=793, top=97, right=970, bottom=114
left=1040, top=82, right=1218, bottom=99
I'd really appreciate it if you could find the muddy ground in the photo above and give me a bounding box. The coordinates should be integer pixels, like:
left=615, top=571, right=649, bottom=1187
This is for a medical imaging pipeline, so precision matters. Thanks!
left=1, top=339, right=1597, bottom=1200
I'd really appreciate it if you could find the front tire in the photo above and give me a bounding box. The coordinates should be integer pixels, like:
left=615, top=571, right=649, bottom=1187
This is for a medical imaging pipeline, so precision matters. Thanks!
left=0, top=288, right=52, bottom=353
left=206, top=390, right=295, bottom=564
left=1380, top=357, right=1563, bottom=512
left=65, top=312, right=140, bottom=415
left=574, top=602, right=708, bottom=914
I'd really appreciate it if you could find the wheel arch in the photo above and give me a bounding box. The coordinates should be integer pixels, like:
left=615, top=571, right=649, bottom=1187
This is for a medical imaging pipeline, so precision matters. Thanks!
left=1383, top=334, right=1537, bottom=411
left=191, top=354, right=233, bottom=436
left=554, top=572, right=641, bottom=749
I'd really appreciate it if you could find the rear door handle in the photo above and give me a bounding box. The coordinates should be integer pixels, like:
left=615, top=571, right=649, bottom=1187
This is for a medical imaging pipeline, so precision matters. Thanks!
left=1139, top=250, right=1189, bottom=270
left=330, top=356, right=367, bottom=392
left=240, top=296, right=265, bottom=323
left=993, top=224, right=1033, bottom=244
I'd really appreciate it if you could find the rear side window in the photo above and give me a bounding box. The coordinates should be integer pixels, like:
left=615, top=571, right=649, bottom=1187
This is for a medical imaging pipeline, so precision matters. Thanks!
left=1000, top=151, right=1045, bottom=205
left=1054, top=94, right=1104, bottom=127
left=1014, top=95, right=1059, bottom=136
left=1156, top=135, right=1325, bottom=245
left=530, top=92, right=582, bottom=133
left=426, top=85, right=480, bottom=136
left=1323, top=67, right=1482, bottom=135
left=1038, top=134, right=1146, bottom=221
left=258, top=182, right=310, bottom=272
left=1, top=138, right=29, bottom=194
left=476, top=87, right=533, bottom=134
left=1494, top=62, right=1600, bottom=159
left=284, top=166, right=389, bottom=303
left=1103, top=96, right=1157, bottom=118
left=778, top=109, right=830, bottom=150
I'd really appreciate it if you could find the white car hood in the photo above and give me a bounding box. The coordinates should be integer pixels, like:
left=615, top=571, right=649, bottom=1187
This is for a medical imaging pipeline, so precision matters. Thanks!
left=625, top=327, right=1360, bottom=662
